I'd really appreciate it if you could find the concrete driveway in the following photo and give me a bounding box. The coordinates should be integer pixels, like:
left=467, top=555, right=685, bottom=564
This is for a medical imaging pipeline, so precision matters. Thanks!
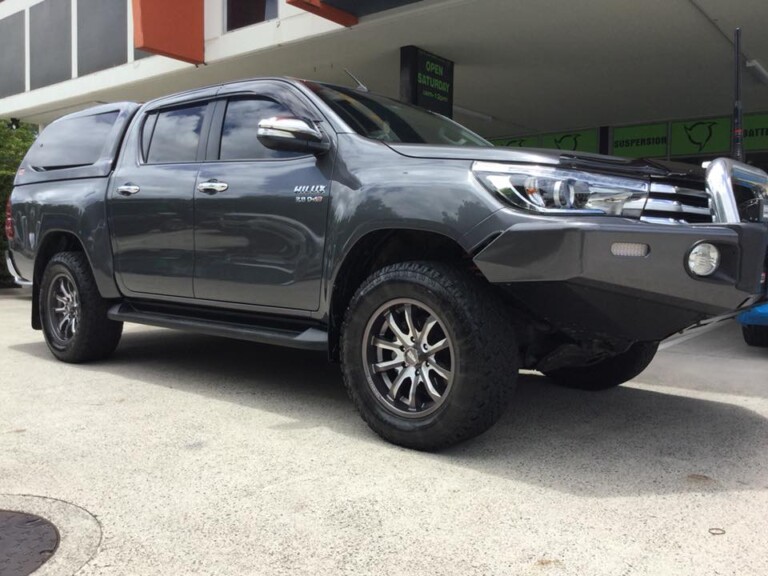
left=1, top=288, right=767, bottom=575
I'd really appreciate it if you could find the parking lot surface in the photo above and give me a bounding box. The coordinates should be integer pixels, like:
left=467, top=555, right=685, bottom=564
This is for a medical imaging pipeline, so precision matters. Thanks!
left=2, top=288, right=768, bottom=576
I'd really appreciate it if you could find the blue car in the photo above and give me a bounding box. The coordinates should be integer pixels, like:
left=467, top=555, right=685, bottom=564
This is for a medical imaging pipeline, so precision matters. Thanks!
left=738, top=302, right=768, bottom=347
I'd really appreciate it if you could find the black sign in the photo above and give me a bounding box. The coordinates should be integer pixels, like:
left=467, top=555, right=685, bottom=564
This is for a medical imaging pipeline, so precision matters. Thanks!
left=400, top=45, right=454, bottom=118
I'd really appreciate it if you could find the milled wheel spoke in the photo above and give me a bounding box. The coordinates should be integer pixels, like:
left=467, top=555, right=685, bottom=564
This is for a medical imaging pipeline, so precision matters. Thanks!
left=70, top=317, right=77, bottom=335
left=389, top=366, right=413, bottom=400
left=59, top=281, right=72, bottom=300
left=428, top=361, right=452, bottom=382
left=372, top=337, right=401, bottom=352
left=426, top=338, right=449, bottom=355
left=373, top=358, right=403, bottom=373
left=55, top=295, right=67, bottom=306
left=418, top=316, right=438, bottom=347
left=386, top=312, right=410, bottom=345
left=423, top=376, right=443, bottom=402
left=403, top=304, right=418, bottom=341
left=406, top=372, right=420, bottom=409
left=57, top=315, right=69, bottom=332
left=54, top=306, right=67, bottom=313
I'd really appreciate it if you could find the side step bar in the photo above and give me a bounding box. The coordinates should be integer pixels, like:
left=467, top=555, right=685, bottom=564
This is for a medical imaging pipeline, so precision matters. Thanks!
left=107, top=303, right=327, bottom=351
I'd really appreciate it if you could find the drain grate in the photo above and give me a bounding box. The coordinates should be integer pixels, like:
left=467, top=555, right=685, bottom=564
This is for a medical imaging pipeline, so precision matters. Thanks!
left=0, top=510, right=59, bottom=576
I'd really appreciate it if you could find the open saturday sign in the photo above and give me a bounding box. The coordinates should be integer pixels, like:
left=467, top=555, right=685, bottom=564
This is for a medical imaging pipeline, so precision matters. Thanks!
left=400, top=45, right=454, bottom=118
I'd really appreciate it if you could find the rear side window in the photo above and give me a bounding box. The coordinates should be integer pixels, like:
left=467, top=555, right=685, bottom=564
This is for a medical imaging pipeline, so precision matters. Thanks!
left=219, top=98, right=304, bottom=161
left=26, top=111, right=119, bottom=170
left=146, top=104, right=207, bottom=164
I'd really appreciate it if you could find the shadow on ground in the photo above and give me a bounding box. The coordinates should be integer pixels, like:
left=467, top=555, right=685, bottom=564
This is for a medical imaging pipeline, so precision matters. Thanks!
left=12, top=328, right=768, bottom=498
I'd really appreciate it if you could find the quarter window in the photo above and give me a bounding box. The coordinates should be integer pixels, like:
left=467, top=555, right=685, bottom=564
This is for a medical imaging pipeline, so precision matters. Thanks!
left=219, top=98, right=305, bottom=161
left=146, top=104, right=207, bottom=164
left=26, top=111, right=119, bottom=169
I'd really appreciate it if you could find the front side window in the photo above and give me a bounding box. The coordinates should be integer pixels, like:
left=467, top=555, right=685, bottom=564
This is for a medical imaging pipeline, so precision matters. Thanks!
left=219, top=98, right=304, bottom=161
left=146, top=104, right=207, bottom=164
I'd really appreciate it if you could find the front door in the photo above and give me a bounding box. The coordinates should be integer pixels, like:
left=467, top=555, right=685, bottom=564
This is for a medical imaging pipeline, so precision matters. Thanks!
left=193, top=89, right=332, bottom=310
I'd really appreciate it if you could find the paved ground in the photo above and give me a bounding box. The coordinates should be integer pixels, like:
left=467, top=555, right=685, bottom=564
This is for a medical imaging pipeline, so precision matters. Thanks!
left=1, top=287, right=767, bottom=576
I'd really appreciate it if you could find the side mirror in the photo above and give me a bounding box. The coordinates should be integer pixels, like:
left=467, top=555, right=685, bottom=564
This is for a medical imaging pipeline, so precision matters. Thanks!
left=257, top=117, right=330, bottom=154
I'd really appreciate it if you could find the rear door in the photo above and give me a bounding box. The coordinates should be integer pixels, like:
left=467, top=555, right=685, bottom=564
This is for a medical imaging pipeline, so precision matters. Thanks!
left=193, top=81, right=333, bottom=310
left=110, top=92, right=215, bottom=298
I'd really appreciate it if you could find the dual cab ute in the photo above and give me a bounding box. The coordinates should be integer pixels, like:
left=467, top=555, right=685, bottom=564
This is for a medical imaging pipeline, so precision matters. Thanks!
left=6, top=78, right=768, bottom=449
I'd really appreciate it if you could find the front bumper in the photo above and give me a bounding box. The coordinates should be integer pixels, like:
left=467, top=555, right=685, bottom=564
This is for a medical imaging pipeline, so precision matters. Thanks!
left=473, top=220, right=768, bottom=341
left=470, top=156, right=768, bottom=343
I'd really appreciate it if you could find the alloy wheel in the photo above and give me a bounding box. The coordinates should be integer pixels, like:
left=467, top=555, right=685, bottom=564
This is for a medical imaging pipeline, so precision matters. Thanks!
left=47, top=273, right=80, bottom=345
left=362, top=298, right=455, bottom=418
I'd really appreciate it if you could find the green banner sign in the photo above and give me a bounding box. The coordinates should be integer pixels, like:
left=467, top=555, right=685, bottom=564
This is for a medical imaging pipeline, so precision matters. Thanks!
left=745, top=113, right=768, bottom=151
left=670, top=117, right=730, bottom=156
left=612, top=123, right=667, bottom=158
left=486, top=111, right=768, bottom=156
left=540, top=129, right=598, bottom=154
left=491, top=136, right=540, bottom=148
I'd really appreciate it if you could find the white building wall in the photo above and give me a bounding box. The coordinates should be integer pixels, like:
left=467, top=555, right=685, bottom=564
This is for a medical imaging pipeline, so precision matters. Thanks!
left=0, top=0, right=342, bottom=121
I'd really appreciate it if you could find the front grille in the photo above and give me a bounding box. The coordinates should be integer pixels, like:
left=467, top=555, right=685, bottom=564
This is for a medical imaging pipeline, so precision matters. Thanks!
left=640, top=182, right=714, bottom=224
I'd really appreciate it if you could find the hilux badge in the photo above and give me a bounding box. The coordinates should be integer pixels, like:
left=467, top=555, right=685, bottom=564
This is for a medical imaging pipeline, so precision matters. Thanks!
left=294, top=184, right=327, bottom=203
left=294, top=185, right=326, bottom=194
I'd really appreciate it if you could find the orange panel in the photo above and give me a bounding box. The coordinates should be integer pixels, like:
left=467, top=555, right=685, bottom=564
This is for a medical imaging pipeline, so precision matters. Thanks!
left=286, top=0, right=358, bottom=27
left=132, top=0, right=204, bottom=65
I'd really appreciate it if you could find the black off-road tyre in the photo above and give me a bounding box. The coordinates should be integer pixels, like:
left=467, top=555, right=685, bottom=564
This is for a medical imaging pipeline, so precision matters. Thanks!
left=341, top=261, right=519, bottom=451
left=544, top=341, right=659, bottom=391
left=742, top=324, right=768, bottom=347
left=39, top=251, right=123, bottom=363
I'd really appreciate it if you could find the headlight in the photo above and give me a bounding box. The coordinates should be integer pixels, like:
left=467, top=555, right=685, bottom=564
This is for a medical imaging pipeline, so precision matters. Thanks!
left=472, top=161, right=649, bottom=216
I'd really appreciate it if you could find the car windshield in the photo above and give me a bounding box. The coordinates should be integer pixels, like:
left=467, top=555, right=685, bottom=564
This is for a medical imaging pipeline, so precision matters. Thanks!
left=304, top=82, right=492, bottom=147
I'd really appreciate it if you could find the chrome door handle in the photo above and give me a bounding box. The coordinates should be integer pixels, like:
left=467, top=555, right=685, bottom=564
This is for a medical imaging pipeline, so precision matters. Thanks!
left=117, top=184, right=140, bottom=196
left=197, top=180, right=229, bottom=195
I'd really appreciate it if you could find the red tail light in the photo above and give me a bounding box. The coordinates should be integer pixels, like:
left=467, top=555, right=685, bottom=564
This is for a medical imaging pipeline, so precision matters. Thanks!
left=4, top=196, right=12, bottom=241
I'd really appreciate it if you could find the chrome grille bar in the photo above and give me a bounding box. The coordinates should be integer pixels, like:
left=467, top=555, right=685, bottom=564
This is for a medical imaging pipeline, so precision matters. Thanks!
left=641, top=182, right=713, bottom=224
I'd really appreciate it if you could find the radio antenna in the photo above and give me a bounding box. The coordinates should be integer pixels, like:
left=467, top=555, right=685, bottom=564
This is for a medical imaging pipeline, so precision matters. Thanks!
left=344, top=69, right=369, bottom=92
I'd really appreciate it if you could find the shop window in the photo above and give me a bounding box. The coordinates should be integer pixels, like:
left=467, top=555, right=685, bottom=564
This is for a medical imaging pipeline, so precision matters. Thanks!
left=226, top=0, right=275, bottom=32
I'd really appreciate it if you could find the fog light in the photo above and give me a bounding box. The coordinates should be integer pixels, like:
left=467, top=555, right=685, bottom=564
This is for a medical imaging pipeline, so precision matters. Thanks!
left=688, top=243, right=720, bottom=277
left=611, top=242, right=649, bottom=257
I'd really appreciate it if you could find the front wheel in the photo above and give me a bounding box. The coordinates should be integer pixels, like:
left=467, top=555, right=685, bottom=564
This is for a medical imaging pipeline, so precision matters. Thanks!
left=544, top=341, right=659, bottom=391
left=40, top=252, right=123, bottom=363
left=341, top=262, right=518, bottom=451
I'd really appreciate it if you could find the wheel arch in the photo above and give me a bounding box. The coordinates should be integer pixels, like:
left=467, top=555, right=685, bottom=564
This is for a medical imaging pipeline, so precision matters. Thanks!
left=31, top=231, right=88, bottom=330
left=327, top=227, right=476, bottom=361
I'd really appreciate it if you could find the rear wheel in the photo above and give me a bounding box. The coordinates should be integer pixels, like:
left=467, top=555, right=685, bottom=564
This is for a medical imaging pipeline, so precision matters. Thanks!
left=544, top=342, right=658, bottom=391
left=40, top=252, right=123, bottom=363
left=341, top=261, right=518, bottom=451
left=742, top=324, right=768, bottom=347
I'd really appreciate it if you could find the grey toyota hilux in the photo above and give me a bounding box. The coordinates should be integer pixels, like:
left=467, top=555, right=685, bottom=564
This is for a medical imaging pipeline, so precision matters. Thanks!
left=6, top=78, right=768, bottom=449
